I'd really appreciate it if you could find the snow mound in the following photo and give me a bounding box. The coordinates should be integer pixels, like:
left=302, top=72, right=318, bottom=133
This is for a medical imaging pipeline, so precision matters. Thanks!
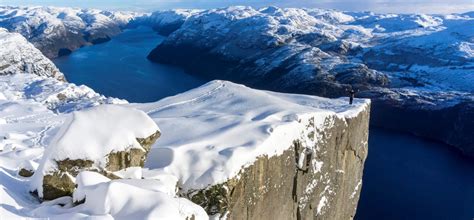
left=25, top=171, right=207, bottom=219
left=69, top=171, right=207, bottom=220
left=46, top=104, right=158, bottom=161
left=135, top=80, right=370, bottom=190
left=31, top=104, right=160, bottom=197
left=38, top=104, right=158, bottom=167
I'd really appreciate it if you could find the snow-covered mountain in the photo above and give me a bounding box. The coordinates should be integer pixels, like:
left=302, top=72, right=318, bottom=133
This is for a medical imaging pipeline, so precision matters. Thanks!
left=0, top=28, right=64, bottom=80
left=130, top=9, right=200, bottom=35
left=0, top=6, right=141, bottom=58
left=150, top=6, right=474, bottom=93
left=147, top=6, right=474, bottom=155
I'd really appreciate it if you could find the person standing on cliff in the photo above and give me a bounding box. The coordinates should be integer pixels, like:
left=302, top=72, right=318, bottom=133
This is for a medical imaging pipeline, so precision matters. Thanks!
left=347, top=88, right=358, bottom=105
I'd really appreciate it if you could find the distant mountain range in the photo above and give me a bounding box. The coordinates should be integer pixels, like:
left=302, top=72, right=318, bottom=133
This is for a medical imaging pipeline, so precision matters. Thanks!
left=0, top=6, right=140, bottom=58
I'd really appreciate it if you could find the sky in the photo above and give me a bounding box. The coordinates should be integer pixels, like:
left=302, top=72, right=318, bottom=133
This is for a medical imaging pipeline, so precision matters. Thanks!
left=0, top=0, right=473, bottom=14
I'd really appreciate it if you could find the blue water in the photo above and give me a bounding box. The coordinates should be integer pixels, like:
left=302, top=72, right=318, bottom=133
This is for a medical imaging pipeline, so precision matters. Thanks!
left=53, top=27, right=474, bottom=220
left=356, top=128, right=474, bottom=220
left=54, top=26, right=206, bottom=103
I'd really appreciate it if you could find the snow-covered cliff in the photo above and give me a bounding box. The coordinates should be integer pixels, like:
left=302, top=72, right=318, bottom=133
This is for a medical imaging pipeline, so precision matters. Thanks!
left=0, top=6, right=141, bottom=58
left=135, top=81, right=370, bottom=219
left=0, top=77, right=370, bottom=219
left=147, top=6, right=474, bottom=155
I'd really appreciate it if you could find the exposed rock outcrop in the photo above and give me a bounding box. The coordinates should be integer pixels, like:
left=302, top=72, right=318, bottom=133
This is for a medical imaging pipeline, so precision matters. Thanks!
left=30, top=104, right=160, bottom=200
left=18, top=168, right=35, bottom=177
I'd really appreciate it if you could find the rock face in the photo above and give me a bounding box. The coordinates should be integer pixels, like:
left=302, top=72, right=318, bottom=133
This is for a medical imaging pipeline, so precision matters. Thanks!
left=0, top=28, right=65, bottom=81
left=147, top=6, right=474, bottom=156
left=369, top=91, right=474, bottom=155
left=31, top=105, right=161, bottom=200
left=187, top=104, right=369, bottom=220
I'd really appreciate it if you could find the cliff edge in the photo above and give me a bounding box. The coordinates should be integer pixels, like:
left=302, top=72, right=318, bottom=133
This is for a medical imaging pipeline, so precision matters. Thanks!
left=137, top=80, right=370, bottom=219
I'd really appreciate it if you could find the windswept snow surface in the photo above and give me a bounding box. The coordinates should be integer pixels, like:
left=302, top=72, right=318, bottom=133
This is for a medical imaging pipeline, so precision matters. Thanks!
left=134, top=80, right=369, bottom=190
left=0, top=73, right=125, bottom=113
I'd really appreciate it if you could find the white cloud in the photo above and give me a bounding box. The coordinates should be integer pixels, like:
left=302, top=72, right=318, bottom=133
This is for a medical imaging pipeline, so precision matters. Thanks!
left=307, top=0, right=474, bottom=14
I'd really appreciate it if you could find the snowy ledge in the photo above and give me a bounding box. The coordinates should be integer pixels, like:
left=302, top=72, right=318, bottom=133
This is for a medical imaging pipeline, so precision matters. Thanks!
left=134, top=80, right=370, bottom=190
